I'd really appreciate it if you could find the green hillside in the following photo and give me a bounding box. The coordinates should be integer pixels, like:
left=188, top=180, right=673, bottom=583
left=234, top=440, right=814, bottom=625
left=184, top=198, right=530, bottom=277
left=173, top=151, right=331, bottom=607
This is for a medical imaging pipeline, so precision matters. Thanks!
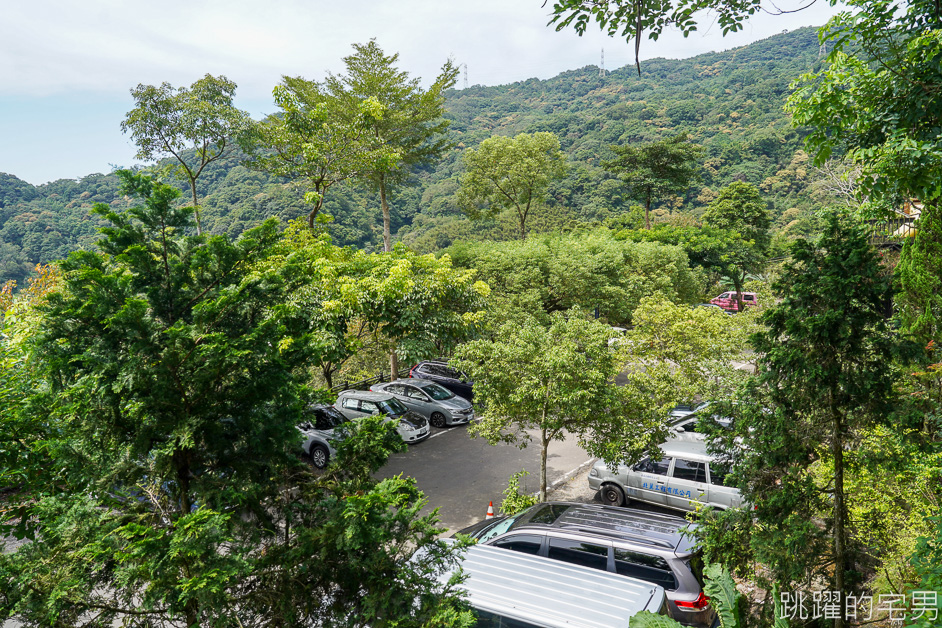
left=0, top=27, right=824, bottom=287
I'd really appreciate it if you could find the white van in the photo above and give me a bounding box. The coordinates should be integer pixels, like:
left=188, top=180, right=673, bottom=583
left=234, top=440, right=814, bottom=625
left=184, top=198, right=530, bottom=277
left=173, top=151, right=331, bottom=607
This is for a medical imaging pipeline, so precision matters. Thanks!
left=436, top=542, right=668, bottom=627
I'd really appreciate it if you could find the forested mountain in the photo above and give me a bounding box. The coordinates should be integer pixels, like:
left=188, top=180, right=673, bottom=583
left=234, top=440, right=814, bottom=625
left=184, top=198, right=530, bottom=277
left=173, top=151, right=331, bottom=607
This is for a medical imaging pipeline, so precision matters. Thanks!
left=0, top=27, right=824, bottom=287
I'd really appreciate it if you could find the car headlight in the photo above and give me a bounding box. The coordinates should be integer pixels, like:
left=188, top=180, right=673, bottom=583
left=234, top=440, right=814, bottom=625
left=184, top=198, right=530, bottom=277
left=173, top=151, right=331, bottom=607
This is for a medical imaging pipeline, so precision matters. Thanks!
left=589, top=468, right=599, bottom=477
left=398, top=419, right=411, bottom=429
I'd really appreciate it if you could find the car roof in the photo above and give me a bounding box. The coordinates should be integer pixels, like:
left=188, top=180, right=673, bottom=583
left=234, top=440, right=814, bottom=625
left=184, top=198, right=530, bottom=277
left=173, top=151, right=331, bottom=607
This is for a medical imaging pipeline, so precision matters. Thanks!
left=444, top=543, right=664, bottom=627
left=382, top=378, right=437, bottom=387
left=658, top=439, right=714, bottom=461
left=514, top=502, right=696, bottom=556
left=337, top=390, right=394, bottom=401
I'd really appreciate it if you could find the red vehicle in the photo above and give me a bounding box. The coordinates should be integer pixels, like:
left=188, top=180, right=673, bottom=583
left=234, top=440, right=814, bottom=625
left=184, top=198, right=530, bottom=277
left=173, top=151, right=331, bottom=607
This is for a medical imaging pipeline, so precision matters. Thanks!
left=710, top=291, right=758, bottom=312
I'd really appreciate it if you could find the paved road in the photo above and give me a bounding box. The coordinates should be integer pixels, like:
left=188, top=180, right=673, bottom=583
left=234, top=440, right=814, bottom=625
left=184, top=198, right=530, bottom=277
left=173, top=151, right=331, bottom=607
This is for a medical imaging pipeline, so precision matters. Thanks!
left=374, top=421, right=593, bottom=534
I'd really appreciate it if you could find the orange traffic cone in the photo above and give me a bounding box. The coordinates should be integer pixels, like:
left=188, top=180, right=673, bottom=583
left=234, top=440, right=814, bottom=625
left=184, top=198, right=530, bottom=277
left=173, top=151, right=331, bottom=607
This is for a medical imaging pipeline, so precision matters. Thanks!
left=485, top=501, right=495, bottom=519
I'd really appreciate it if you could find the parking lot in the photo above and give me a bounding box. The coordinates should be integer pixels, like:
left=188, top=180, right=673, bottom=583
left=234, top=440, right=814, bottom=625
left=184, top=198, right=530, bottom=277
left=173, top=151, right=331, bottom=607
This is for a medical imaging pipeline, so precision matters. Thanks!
left=373, top=421, right=595, bottom=533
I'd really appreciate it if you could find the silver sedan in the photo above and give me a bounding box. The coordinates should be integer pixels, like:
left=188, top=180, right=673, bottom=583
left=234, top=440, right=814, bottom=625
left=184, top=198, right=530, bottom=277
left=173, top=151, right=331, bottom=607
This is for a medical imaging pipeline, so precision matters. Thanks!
left=371, top=378, right=474, bottom=428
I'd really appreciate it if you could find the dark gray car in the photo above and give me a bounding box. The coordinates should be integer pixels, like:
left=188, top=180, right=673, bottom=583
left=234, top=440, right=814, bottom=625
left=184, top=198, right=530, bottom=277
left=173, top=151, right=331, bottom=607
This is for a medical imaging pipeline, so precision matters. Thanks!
left=456, top=502, right=716, bottom=627
left=370, top=378, right=474, bottom=428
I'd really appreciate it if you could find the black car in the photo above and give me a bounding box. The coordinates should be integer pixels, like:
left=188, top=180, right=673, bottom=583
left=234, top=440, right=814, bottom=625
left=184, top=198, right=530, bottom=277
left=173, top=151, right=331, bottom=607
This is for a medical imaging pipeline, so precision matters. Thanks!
left=409, top=360, right=473, bottom=402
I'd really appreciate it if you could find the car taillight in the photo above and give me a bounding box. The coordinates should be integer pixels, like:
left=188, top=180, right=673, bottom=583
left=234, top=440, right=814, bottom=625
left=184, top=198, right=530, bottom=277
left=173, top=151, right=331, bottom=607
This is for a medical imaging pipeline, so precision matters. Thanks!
left=675, top=591, right=710, bottom=611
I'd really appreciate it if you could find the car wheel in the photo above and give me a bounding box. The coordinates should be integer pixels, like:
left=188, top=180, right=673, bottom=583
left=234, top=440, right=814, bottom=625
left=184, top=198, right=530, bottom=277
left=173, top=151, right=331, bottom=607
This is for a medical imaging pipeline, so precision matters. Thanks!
left=600, top=484, right=626, bottom=507
left=430, top=412, right=448, bottom=428
left=309, top=444, right=329, bottom=469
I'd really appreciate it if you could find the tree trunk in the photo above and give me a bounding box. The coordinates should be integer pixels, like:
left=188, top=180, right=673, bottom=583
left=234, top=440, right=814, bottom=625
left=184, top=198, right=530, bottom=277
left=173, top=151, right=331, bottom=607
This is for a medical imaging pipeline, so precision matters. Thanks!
left=539, top=426, right=549, bottom=503
left=832, top=400, right=846, bottom=628
left=307, top=196, right=324, bottom=231
left=733, top=274, right=745, bottom=313
left=644, top=196, right=651, bottom=230
left=380, top=175, right=391, bottom=253
left=390, top=351, right=399, bottom=380
left=189, top=177, right=202, bottom=236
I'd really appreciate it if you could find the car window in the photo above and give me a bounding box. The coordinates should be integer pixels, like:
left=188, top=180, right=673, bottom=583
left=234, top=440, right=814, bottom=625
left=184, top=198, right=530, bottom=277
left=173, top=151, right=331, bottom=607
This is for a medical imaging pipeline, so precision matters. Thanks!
left=676, top=418, right=700, bottom=433
left=672, top=459, right=707, bottom=483
left=634, top=457, right=671, bottom=475
left=360, top=400, right=378, bottom=414
left=424, top=364, right=451, bottom=378
left=709, top=462, right=732, bottom=486
left=310, top=406, right=348, bottom=431
left=525, top=503, right=572, bottom=526
left=377, top=398, right=409, bottom=416
left=474, top=610, right=542, bottom=628
left=547, top=538, right=609, bottom=571
left=341, top=397, right=359, bottom=411
left=475, top=512, right=526, bottom=542
left=421, top=383, right=455, bottom=400
left=385, top=384, right=404, bottom=395
left=492, top=533, right=543, bottom=556
left=403, top=386, right=426, bottom=400
left=613, top=549, right=678, bottom=590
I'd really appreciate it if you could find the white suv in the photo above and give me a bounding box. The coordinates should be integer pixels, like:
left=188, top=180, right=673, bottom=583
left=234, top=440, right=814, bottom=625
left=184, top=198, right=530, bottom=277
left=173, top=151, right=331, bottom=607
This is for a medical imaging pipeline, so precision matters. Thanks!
left=589, top=439, right=743, bottom=512
left=334, top=390, right=430, bottom=444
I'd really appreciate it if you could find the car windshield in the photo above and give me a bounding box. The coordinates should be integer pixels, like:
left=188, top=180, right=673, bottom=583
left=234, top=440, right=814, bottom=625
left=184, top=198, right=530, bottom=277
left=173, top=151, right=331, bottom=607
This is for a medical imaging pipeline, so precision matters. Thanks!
left=377, top=398, right=409, bottom=416
left=475, top=512, right=526, bottom=542
left=421, top=383, right=454, bottom=401
left=311, top=406, right=348, bottom=429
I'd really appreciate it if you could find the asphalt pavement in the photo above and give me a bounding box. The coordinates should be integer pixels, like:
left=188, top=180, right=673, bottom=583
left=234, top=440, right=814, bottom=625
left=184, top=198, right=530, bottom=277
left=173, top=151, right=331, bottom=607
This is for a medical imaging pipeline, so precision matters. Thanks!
left=373, top=421, right=595, bottom=533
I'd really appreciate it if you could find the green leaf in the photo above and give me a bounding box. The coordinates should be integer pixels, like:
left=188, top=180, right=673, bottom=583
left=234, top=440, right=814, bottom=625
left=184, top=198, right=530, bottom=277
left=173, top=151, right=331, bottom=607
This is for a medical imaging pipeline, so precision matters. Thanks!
left=629, top=610, right=685, bottom=628
left=704, top=563, right=742, bottom=628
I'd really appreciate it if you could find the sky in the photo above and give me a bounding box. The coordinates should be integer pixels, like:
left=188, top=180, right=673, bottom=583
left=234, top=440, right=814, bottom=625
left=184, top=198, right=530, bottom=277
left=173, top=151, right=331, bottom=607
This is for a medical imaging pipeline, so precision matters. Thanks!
left=0, top=0, right=842, bottom=186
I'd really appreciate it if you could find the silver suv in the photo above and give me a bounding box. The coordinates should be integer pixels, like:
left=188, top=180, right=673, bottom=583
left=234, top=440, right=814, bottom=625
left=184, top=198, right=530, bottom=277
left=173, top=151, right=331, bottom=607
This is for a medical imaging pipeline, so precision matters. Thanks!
left=456, top=502, right=715, bottom=627
left=334, top=390, right=430, bottom=443
left=370, top=378, right=474, bottom=428
left=589, top=439, right=743, bottom=512
left=296, top=404, right=350, bottom=469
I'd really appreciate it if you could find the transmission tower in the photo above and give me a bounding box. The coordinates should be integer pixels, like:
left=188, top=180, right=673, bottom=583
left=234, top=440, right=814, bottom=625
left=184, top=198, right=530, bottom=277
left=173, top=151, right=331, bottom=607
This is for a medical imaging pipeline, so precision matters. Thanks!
left=599, top=48, right=606, bottom=77
left=461, top=63, right=468, bottom=89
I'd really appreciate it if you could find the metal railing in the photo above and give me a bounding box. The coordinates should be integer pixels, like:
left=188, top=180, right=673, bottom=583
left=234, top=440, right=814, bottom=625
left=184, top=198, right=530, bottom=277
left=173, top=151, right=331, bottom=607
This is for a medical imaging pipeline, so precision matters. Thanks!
left=329, top=366, right=413, bottom=394
left=866, top=217, right=915, bottom=248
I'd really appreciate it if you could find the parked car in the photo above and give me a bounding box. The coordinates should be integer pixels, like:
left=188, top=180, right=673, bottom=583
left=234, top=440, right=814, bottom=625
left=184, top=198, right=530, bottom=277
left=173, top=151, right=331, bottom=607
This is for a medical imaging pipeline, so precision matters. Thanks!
left=457, top=501, right=715, bottom=627
left=427, top=540, right=669, bottom=627
left=709, top=291, right=758, bottom=312
left=409, top=360, right=473, bottom=402
left=334, top=390, right=430, bottom=444
left=296, top=404, right=351, bottom=469
left=370, top=378, right=473, bottom=428
left=669, top=401, right=711, bottom=420
left=589, top=440, right=743, bottom=513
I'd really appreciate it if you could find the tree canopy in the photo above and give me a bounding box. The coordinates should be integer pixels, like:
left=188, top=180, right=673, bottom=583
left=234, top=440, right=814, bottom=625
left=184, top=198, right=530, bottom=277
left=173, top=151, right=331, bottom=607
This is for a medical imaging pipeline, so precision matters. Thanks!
left=458, top=132, right=567, bottom=240
left=121, top=74, right=251, bottom=234
left=0, top=172, right=472, bottom=627
left=603, top=133, right=702, bottom=229
left=326, top=39, right=459, bottom=252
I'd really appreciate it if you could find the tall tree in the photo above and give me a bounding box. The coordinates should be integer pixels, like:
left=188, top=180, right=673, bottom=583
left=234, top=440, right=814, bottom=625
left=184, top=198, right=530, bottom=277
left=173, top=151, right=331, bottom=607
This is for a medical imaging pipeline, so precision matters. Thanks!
left=457, top=132, right=568, bottom=240
left=0, top=172, right=472, bottom=627
left=453, top=310, right=650, bottom=502
left=603, top=133, right=702, bottom=230
left=701, top=182, right=770, bottom=309
left=326, top=40, right=458, bottom=253
left=121, top=74, right=250, bottom=235
left=707, top=212, right=896, bottom=628
left=247, top=75, right=392, bottom=230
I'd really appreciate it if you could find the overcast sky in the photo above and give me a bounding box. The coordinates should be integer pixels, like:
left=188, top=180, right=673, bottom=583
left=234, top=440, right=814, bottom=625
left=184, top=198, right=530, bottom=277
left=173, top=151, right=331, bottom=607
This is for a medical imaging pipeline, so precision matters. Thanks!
left=0, top=0, right=841, bottom=186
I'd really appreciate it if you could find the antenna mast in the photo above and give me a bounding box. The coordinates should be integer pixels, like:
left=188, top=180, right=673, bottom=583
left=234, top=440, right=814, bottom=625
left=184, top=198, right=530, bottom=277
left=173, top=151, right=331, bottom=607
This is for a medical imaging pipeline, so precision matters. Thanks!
left=599, top=48, right=606, bottom=77
left=461, top=63, right=469, bottom=89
